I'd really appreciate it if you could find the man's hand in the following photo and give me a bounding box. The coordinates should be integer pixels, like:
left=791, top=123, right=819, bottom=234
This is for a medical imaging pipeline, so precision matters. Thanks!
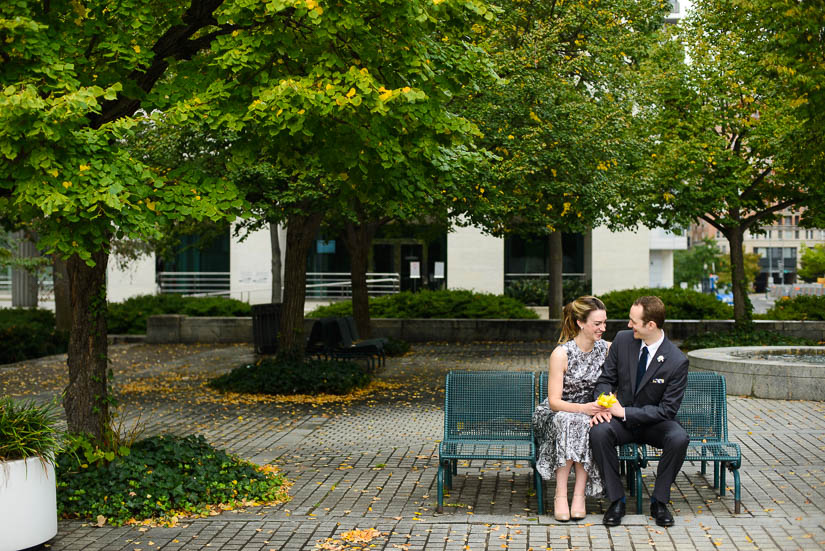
left=608, top=402, right=625, bottom=420
left=590, top=411, right=613, bottom=426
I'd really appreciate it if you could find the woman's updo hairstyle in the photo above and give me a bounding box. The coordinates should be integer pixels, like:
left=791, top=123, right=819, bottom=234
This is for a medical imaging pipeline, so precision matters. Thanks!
left=558, top=295, right=606, bottom=343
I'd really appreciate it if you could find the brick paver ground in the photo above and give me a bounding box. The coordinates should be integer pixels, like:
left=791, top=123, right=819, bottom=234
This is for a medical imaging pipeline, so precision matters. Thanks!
left=3, top=341, right=825, bottom=550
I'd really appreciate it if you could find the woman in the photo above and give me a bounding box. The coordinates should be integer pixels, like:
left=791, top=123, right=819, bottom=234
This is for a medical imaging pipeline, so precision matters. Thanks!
left=533, top=296, right=610, bottom=521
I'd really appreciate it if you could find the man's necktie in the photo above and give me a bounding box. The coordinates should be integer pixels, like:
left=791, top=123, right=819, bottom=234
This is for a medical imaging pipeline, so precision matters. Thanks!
left=636, top=346, right=649, bottom=390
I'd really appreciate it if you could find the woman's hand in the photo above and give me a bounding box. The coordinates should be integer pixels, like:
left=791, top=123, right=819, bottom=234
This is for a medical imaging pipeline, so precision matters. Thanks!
left=578, top=401, right=608, bottom=417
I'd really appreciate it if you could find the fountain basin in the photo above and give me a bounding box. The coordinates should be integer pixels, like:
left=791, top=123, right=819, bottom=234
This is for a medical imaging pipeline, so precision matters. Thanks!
left=688, top=346, right=825, bottom=400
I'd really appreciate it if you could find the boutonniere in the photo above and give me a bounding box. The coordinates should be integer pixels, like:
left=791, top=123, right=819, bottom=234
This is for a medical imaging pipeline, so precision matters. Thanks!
left=657, top=355, right=665, bottom=363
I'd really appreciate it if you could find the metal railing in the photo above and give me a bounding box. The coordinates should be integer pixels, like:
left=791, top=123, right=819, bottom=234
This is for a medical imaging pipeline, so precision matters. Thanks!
left=156, top=271, right=401, bottom=299
left=0, top=273, right=55, bottom=298
left=306, top=272, right=400, bottom=298
left=157, top=272, right=231, bottom=295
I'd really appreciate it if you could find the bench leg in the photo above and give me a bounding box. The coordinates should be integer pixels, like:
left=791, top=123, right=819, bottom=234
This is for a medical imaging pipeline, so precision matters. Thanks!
left=713, top=461, right=720, bottom=489
left=634, top=464, right=643, bottom=514
left=533, top=462, right=545, bottom=515
left=719, top=462, right=727, bottom=497
left=731, top=466, right=741, bottom=514
left=626, top=461, right=635, bottom=496
left=437, top=461, right=446, bottom=513
left=452, top=459, right=457, bottom=477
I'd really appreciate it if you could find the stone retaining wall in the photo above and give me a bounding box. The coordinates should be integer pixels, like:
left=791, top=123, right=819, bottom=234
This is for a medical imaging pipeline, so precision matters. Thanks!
left=146, top=315, right=825, bottom=344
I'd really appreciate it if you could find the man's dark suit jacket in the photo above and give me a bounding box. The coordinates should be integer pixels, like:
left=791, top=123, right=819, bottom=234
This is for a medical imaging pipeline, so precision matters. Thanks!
left=593, top=329, right=689, bottom=429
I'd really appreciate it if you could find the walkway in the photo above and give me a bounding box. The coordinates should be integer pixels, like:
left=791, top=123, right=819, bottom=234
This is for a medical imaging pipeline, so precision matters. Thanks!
left=2, top=341, right=824, bottom=550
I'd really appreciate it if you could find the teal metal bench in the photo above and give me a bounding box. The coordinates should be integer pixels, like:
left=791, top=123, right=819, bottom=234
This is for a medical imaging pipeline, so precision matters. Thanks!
left=538, top=372, right=644, bottom=513
left=640, top=371, right=742, bottom=513
left=437, top=371, right=544, bottom=514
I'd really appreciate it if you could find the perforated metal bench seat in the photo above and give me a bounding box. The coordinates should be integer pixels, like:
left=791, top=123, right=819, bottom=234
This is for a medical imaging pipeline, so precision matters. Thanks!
left=640, top=372, right=743, bottom=513
left=437, top=371, right=544, bottom=514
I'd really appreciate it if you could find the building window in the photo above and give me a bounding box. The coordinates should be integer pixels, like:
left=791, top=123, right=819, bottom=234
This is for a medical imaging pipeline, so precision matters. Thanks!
left=777, top=230, right=783, bottom=239
left=795, top=230, right=800, bottom=239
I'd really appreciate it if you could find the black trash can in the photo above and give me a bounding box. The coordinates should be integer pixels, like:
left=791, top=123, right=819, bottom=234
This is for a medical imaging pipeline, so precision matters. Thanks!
left=252, top=303, right=281, bottom=354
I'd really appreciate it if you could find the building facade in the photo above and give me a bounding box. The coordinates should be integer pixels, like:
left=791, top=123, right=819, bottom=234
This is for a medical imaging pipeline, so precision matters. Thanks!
left=689, top=213, right=825, bottom=291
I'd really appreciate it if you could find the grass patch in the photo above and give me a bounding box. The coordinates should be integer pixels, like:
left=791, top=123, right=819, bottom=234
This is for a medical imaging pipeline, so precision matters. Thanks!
left=57, top=434, right=288, bottom=526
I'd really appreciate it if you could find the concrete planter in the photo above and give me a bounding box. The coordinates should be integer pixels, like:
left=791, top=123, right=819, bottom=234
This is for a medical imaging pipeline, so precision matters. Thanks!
left=0, top=457, right=58, bottom=551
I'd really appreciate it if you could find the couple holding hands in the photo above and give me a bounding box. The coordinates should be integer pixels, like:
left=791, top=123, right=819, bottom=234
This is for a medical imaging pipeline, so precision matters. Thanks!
left=533, top=295, right=690, bottom=527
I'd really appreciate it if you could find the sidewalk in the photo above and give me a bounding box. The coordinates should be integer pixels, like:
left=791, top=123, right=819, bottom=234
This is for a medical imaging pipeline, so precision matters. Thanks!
left=2, top=341, right=824, bottom=550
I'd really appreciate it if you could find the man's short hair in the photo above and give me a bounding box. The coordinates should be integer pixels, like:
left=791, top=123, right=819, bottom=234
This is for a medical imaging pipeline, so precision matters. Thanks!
left=633, top=295, right=665, bottom=328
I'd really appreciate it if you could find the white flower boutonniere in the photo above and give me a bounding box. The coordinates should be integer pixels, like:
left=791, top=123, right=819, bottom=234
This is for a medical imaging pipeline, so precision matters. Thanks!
left=657, top=355, right=665, bottom=363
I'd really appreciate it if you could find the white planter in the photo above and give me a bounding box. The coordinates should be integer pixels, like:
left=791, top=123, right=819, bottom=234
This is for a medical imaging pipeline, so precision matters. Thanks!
left=0, top=457, right=58, bottom=551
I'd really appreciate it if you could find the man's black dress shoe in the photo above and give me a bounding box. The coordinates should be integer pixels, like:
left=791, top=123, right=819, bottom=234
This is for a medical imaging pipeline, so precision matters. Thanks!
left=602, top=500, right=626, bottom=526
left=650, top=501, right=675, bottom=527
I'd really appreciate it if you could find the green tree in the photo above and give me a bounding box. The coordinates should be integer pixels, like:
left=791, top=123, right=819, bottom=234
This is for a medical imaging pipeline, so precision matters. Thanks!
left=673, top=237, right=759, bottom=291
left=798, top=244, right=825, bottom=283
left=201, top=0, right=492, bottom=354
left=673, top=238, right=723, bottom=288
left=716, top=249, right=760, bottom=292
left=0, top=2, right=245, bottom=441
left=636, top=1, right=825, bottom=327
left=458, top=0, right=669, bottom=317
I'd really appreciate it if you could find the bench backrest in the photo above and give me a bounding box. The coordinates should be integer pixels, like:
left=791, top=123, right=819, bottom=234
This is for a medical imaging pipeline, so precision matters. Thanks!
left=444, top=371, right=536, bottom=441
left=538, top=370, right=728, bottom=442
left=677, top=371, right=727, bottom=442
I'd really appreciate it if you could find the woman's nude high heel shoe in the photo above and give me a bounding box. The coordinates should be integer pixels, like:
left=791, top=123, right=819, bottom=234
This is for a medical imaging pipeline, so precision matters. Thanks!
left=570, top=494, right=586, bottom=520
left=553, top=495, right=570, bottom=522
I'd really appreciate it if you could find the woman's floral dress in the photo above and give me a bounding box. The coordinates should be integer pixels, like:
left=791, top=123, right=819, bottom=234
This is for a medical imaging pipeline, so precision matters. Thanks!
left=532, top=339, right=606, bottom=496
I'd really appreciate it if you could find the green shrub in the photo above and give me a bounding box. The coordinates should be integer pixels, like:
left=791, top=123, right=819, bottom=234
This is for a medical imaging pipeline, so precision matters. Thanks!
left=57, top=434, right=287, bottom=526
left=108, top=294, right=252, bottom=334
left=0, top=397, right=62, bottom=463
left=308, top=289, right=539, bottom=319
left=209, top=357, right=371, bottom=395
left=599, top=287, right=733, bottom=320
left=681, top=329, right=817, bottom=351
left=0, top=308, right=68, bottom=364
left=505, top=278, right=592, bottom=306
left=764, top=295, right=825, bottom=321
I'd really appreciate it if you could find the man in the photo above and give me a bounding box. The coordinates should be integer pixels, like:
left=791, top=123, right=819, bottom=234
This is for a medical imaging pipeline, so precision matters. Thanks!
left=589, top=295, right=689, bottom=527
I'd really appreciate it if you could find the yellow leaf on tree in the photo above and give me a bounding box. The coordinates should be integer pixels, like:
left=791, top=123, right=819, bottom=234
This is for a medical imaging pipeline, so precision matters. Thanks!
left=133, top=45, right=141, bottom=54
left=48, top=168, right=59, bottom=178
left=305, top=0, right=317, bottom=9
left=79, top=164, right=90, bottom=171
left=145, top=200, right=156, bottom=211
left=62, top=181, right=72, bottom=189
left=346, top=88, right=356, bottom=98
left=379, top=90, right=393, bottom=101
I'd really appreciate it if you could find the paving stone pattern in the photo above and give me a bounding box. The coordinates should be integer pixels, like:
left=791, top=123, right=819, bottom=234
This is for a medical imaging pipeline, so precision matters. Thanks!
left=3, top=341, right=825, bottom=550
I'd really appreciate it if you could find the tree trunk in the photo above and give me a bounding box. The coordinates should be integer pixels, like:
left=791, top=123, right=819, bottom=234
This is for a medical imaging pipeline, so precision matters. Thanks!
left=727, top=228, right=753, bottom=328
left=548, top=231, right=564, bottom=320
left=63, top=250, right=110, bottom=441
left=279, top=212, right=323, bottom=357
left=343, top=221, right=378, bottom=339
left=270, top=223, right=282, bottom=303
left=53, top=255, right=72, bottom=332
left=11, top=231, right=39, bottom=308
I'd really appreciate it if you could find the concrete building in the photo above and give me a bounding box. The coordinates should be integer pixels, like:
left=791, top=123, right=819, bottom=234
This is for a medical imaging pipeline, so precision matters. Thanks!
left=690, top=213, right=825, bottom=291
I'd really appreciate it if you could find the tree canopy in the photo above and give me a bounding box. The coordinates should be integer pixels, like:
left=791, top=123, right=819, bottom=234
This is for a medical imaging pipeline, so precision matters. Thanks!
left=635, top=0, right=825, bottom=325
